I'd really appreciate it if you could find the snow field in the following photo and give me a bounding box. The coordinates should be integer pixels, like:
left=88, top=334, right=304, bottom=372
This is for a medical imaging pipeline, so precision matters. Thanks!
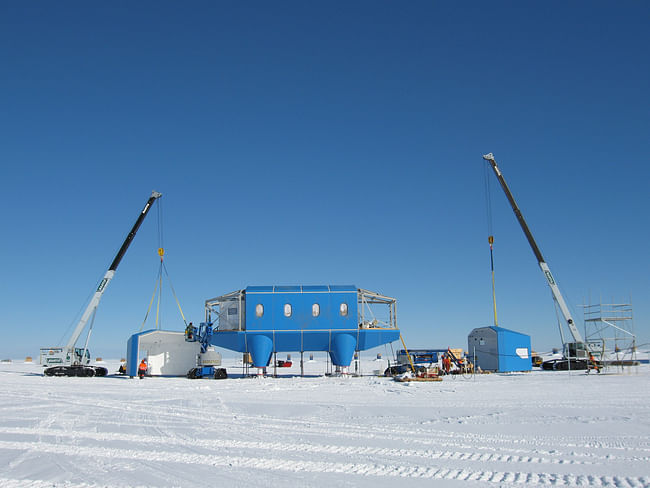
left=0, top=360, right=648, bottom=487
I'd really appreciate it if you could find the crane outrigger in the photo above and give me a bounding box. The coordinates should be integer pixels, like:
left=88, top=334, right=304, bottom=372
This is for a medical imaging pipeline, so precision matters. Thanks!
left=482, top=154, right=590, bottom=370
left=42, top=191, right=162, bottom=377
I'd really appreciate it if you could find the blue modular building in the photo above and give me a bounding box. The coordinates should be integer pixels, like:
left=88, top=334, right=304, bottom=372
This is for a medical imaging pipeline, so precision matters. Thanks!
left=205, top=285, right=400, bottom=370
left=467, top=326, right=532, bottom=372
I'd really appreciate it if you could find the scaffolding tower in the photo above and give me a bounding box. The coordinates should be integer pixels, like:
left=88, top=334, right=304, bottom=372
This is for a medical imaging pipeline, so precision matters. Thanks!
left=582, top=299, right=638, bottom=368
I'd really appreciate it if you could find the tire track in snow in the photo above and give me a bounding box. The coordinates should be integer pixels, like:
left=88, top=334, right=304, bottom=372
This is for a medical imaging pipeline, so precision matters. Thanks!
left=86, top=398, right=650, bottom=454
left=3, top=382, right=648, bottom=483
left=6, top=409, right=647, bottom=457
left=0, top=441, right=648, bottom=487
left=0, top=478, right=155, bottom=488
left=2, top=415, right=646, bottom=466
left=1, top=427, right=648, bottom=471
left=176, top=414, right=650, bottom=460
left=5, top=390, right=647, bottom=454
left=20, top=402, right=646, bottom=456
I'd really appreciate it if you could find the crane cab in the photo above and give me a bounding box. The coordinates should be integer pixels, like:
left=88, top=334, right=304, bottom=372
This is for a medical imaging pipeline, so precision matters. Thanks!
left=40, top=347, right=91, bottom=367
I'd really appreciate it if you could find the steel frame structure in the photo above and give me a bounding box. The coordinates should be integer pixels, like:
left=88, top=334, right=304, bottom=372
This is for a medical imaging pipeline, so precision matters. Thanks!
left=205, top=289, right=245, bottom=330
left=358, top=288, right=397, bottom=330
left=582, top=299, right=637, bottom=365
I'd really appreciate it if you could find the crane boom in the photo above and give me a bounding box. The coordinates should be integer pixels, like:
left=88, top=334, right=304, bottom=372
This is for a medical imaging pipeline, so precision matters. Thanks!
left=43, top=191, right=161, bottom=376
left=482, top=154, right=585, bottom=346
left=64, top=191, right=162, bottom=350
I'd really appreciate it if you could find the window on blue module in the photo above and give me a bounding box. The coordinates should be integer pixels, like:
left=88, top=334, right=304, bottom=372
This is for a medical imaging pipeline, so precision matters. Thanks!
left=284, top=303, right=292, bottom=317
left=255, top=304, right=264, bottom=317
left=340, top=303, right=348, bottom=316
left=312, top=303, right=320, bottom=317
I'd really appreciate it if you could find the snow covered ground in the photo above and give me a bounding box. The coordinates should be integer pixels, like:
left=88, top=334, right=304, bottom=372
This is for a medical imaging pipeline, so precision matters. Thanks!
left=1, top=359, right=649, bottom=488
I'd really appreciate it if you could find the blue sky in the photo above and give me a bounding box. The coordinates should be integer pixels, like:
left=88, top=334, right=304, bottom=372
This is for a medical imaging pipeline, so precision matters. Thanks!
left=1, top=1, right=648, bottom=359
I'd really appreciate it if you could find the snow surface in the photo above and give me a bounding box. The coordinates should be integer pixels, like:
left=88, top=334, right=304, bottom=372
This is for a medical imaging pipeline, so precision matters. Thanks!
left=1, top=360, right=649, bottom=488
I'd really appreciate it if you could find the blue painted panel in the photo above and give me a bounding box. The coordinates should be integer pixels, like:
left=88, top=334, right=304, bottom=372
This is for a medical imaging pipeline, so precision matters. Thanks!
left=126, top=334, right=139, bottom=377
left=301, top=331, right=331, bottom=351
left=244, top=286, right=357, bottom=331
left=210, top=328, right=400, bottom=367
left=332, top=292, right=357, bottom=330
left=329, top=285, right=357, bottom=292
left=493, top=326, right=531, bottom=372
left=357, top=329, right=401, bottom=350
left=273, top=331, right=302, bottom=351
left=300, top=292, right=332, bottom=330
left=302, top=285, right=330, bottom=292
left=245, top=293, right=274, bottom=331
left=246, top=286, right=273, bottom=293
left=272, top=293, right=301, bottom=330
left=275, top=285, right=301, bottom=293
left=211, top=330, right=247, bottom=351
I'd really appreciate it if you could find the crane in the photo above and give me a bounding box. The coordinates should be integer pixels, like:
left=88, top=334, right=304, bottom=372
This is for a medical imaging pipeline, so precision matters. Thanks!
left=42, top=191, right=162, bottom=377
left=482, top=154, right=590, bottom=370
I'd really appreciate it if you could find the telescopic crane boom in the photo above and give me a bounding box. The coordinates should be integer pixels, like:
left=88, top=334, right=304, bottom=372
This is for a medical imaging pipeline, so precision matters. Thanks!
left=482, top=154, right=588, bottom=361
left=43, top=191, right=162, bottom=377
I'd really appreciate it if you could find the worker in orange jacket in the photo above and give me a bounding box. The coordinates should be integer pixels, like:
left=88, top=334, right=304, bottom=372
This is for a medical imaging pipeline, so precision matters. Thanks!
left=588, top=353, right=600, bottom=374
left=138, top=359, right=148, bottom=379
left=442, top=355, right=451, bottom=374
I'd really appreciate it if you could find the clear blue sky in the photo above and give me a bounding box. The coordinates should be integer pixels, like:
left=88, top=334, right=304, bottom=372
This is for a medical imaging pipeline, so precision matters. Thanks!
left=1, top=1, right=648, bottom=359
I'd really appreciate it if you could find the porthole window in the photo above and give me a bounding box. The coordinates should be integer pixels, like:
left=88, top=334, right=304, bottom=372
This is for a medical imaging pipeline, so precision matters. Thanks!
left=284, top=303, right=292, bottom=317
left=255, top=304, right=264, bottom=318
left=340, top=303, right=348, bottom=316
left=312, top=303, right=320, bottom=317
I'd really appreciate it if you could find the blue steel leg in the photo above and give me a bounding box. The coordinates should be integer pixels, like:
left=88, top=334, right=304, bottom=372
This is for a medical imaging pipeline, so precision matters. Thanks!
left=330, top=333, right=357, bottom=367
left=248, top=334, right=273, bottom=369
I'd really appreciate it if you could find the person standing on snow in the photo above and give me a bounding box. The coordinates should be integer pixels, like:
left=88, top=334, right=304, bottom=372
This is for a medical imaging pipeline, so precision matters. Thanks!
left=588, top=353, right=600, bottom=374
left=442, top=355, right=451, bottom=374
left=138, top=359, right=148, bottom=379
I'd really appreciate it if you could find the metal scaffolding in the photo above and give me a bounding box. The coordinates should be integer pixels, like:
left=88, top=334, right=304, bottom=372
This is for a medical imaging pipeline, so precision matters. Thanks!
left=358, top=288, right=397, bottom=330
left=582, top=298, right=638, bottom=368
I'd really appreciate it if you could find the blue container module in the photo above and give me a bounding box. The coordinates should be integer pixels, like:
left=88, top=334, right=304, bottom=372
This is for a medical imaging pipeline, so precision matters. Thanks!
left=205, top=285, right=400, bottom=369
left=468, top=326, right=532, bottom=372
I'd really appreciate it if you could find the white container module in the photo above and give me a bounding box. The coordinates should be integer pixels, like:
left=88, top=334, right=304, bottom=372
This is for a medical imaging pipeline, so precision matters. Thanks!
left=127, top=330, right=201, bottom=377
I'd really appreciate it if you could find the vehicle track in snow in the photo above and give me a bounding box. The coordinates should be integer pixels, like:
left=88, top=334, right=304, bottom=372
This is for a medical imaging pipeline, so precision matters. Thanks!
left=1, top=427, right=649, bottom=487
left=0, top=426, right=630, bottom=466
left=3, top=404, right=648, bottom=467
left=70, top=405, right=650, bottom=458
left=2, top=393, right=648, bottom=471
left=0, top=441, right=649, bottom=488
left=2, top=368, right=649, bottom=487
left=5, top=388, right=646, bottom=455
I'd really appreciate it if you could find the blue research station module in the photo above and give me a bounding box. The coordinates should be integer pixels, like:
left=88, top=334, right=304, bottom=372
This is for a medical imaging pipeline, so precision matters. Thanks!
left=206, top=285, right=400, bottom=372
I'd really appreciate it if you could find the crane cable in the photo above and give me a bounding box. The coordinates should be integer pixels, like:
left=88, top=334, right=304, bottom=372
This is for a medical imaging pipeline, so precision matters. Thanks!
left=139, top=197, right=188, bottom=332
left=162, top=260, right=188, bottom=326
left=156, top=253, right=162, bottom=329
left=140, top=276, right=159, bottom=332
left=155, top=198, right=164, bottom=329
left=484, top=160, right=498, bottom=327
